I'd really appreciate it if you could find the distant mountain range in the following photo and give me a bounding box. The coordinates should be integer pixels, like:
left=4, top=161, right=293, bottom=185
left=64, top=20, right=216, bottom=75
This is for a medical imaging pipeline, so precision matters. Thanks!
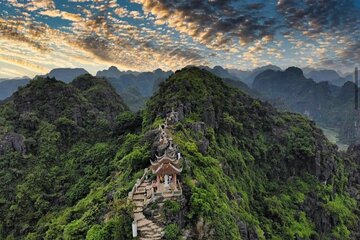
left=0, top=77, right=31, bottom=100
left=252, top=67, right=358, bottom=146
left=303, top=68, right=353, bottom=86
left=96, top=67, right=173, bottom=111
left=1, top=65, right=357, bottom=146
left=227, top=64, right=282, bottom=86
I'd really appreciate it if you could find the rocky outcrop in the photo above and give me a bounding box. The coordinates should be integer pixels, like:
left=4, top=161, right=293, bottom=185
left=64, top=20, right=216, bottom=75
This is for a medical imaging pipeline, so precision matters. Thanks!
left=0, top=132, right=26, bottom=155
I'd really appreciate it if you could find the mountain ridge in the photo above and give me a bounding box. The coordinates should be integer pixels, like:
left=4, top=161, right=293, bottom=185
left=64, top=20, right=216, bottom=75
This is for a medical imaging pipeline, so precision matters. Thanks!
left=253, top=67, right=359, bottom=145
left=0, top=67, right=359, bottom=239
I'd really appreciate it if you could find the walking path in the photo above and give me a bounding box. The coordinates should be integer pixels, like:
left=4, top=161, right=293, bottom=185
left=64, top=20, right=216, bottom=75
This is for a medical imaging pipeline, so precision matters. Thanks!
left=131, top=181, right=164, bottom=240
left=129, top=109, right=183, bottom=239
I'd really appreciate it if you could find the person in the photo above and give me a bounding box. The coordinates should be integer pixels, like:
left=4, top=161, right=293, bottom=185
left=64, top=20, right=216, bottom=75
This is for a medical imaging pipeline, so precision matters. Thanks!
left=169, top=175, right=172, bottom=183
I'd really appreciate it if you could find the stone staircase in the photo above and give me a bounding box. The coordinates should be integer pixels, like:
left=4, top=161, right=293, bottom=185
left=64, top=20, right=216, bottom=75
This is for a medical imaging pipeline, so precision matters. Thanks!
left=132, top=181, right=164, bottom=239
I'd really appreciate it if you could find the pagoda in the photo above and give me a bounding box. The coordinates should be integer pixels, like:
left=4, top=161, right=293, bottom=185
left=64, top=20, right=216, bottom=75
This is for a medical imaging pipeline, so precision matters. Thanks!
left=150, top=133, right=182, bottom=191
left=150, top=150, right=182, bottom=191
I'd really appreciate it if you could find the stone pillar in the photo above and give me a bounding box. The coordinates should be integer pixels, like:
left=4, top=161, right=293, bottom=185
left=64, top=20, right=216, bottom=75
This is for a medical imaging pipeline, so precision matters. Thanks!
left=173, top=174, right=177, bottom=188
left=164, top=174, right=169, bottom=186
left=132, top=221, right=138, bottom=237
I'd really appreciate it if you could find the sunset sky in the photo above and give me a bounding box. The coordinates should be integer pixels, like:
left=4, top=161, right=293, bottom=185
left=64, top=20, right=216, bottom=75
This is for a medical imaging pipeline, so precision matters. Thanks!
left=0, top=0, right=359, bottom=78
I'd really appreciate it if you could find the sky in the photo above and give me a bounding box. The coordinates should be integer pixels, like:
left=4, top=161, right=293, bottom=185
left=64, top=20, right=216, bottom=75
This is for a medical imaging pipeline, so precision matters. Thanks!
left=0, top=0, right=359, bottom=78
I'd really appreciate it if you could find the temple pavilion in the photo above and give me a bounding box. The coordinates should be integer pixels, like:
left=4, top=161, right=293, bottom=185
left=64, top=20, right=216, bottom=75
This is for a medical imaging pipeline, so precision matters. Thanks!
left=150, top=151, right=182, bottom=191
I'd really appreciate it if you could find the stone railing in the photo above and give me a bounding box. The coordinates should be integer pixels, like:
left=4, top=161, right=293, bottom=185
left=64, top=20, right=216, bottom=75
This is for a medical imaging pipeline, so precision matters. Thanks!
left=128, top=168, right=148, bottom=200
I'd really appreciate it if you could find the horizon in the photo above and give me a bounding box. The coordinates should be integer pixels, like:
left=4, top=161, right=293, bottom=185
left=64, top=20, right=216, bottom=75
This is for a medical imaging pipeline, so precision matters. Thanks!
left=0, top=64, right=356, bottom=80
left=1, top=0, right=359, bottom=78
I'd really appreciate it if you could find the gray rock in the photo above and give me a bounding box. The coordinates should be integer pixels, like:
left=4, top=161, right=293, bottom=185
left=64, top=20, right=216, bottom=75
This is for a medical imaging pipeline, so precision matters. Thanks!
left=197, top=138, right=209, bottom=154
left=176, top=104, right=185, bottom=121
left=191, top=122, right=205, bottom=134
left=0, top=132, right=26, bottom=155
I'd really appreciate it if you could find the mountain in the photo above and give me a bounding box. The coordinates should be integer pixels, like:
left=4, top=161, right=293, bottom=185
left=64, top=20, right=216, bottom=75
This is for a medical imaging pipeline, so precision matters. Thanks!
left=304, top=69, right=352, bottom=86
left=227, top=68, right=251, bottom=80
left=246, top=65, right=282, bottom=85
left=0, top=77, right=31, bottom=100
left=199, top=65, right=241, bottom=81
left=47, top=68, right=89, bottom=83
left=0, top=74, right=140, bottom=239
left=253, top=67, right=360, bottom=145
left=143, top=67, right=359, bottom=239
left=96, top=66, right=173, bottom=111
left=96, top=66, right=141, bottom=78
left=228, top=65, right=282, bottom=86
left=1, top=67, right=359, bottom=240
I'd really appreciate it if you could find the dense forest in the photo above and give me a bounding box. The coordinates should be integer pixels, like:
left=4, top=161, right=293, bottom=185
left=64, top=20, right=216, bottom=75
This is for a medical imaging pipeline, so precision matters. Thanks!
left=0, top=68, right=359, bottom=239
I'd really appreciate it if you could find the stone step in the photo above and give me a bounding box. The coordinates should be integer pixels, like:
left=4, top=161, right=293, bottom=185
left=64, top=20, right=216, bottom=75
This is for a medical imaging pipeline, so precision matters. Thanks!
left=134, top=201, right=144, bottom=207
left=141, top=227, right=163, bottom=234
left=143, top=233, right=162, bottom=239
left=136, top=188, right=146, bottom=193
left=134, top=207, right=143, bottom=213
left=138, top=226, right=152, bottom=232
left=137, top=219, right=152, bottom=228
left=133, top=194, right=146, bottom=200
left=140, top=237, right=162, bottom=240
left=141, top=230, right=163, bottom=237
left=134, top=212, right=145, bottom=221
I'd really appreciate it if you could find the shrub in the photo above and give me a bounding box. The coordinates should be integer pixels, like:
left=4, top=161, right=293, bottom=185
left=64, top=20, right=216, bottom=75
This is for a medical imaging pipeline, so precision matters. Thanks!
left=164, top=200, right=181, bottom=214
left=164, top=224, right=180, bottom=240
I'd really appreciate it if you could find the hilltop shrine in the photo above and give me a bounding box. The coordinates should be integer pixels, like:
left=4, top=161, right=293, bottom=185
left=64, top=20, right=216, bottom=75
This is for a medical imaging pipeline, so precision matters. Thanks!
left=128, top=109, right=183, bottom=239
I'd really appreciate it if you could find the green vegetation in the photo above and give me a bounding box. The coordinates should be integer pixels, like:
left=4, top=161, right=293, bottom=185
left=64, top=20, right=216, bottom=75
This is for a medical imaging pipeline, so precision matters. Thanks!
left=164, top=200, right=181, bottom=215
left=164, top=224, right=181, bottom=240
left=143, top=67, right=358, bottom=239
left=0, top=68, right=358, bottom=239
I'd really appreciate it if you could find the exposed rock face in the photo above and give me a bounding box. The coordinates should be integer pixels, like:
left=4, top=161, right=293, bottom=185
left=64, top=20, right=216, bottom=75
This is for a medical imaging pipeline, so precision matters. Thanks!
left=302, top=192, right=336, bottom=236
left=0, top=132, right=26, bottom=155
left=313, top=129, right=337, bottom=183
left=166, top=109, right=180, bottom=125
left=237, top=220, right=258, bottom=240
left=189, top=122, right=209, bottom=154
left=196, top=217, right=214, bottom=240
left=144, top=129, right=162, bottom=157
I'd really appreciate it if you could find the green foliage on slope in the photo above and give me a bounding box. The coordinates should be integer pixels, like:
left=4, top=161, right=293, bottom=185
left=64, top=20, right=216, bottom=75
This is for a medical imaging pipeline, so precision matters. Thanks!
left=143, top=67, right=358, bottom=239
left=0, top=68, right=358, bottom=239
left=0, top=76, right=141, bottom=239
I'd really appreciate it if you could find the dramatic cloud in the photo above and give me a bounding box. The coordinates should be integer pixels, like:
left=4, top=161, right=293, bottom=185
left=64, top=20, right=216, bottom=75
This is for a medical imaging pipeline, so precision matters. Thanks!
left=0, top=0, right=359, bottom=77
left=133, top=0, right=278, bottom=51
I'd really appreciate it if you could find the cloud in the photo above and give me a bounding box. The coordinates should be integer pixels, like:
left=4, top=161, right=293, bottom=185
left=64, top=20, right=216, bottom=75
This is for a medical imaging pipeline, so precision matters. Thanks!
left=132, top=0, right=278, bottom=51
left=1, top=0, right=359, bottom=77
left=39, top=9, right=82, bottom=22
left=0, top=54, right=49, bottom=72
left=0, top=0, right=207, bottom=77
left=278, top=0, right=359, bottom=34
left=28, top=0, right=55, bottom=10
left=0, top=18, right=50, bottom=52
